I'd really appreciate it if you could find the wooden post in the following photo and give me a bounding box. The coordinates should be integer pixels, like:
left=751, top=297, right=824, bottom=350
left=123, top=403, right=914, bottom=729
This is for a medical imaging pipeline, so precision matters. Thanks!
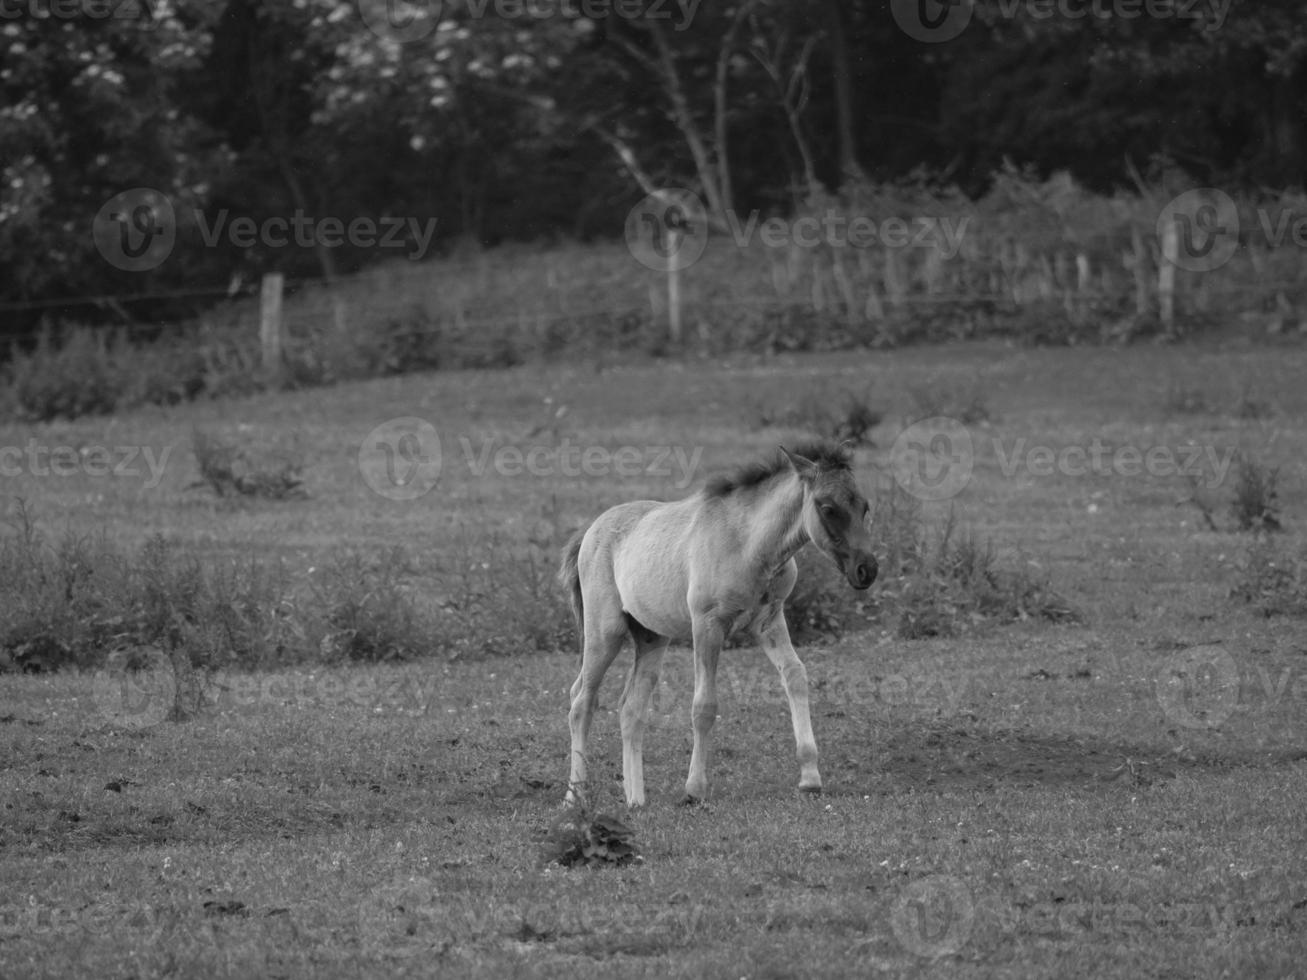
left=1128, top=228, right=1149, bottom=317
left=1076, top=252, right=1091, bottom=294
left=1158, top=218, right=1178, bottom=331
left=259, top=272, right=284, bottom=385
left=884, top=248, right=905, bottom=309
left=666, top=225, right=683, bottom=345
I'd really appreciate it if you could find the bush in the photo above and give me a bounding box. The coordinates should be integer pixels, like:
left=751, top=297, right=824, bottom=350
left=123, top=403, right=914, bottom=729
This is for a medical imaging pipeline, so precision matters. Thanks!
left=1230, top=540, right=1307, bottom=617
left=778, top=481, right=1077, bottom=642
left=440, top=530, right=574, bottom=659
left=309, top=550, right=438, bottom=663
left=1229, top=455, right=1282, bottom=533
left=0, top=504, right=302, bottom=673
left=909, top=379, right=993, bottom=425
left=2, top=325, right=130, bottom=421
left=190, top=428, right=307, bottom=500
left=756, top=386, right=883, bottom=447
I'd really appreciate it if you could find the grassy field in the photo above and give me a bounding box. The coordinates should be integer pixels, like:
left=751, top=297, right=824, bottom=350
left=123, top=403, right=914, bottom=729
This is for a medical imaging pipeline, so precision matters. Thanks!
left=2, top=339, right=1306, bottom=978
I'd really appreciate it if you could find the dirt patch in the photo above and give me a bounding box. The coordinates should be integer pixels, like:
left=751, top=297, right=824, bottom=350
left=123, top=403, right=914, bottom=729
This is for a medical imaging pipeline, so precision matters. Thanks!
left=853, top=724, right=1293, bottom=794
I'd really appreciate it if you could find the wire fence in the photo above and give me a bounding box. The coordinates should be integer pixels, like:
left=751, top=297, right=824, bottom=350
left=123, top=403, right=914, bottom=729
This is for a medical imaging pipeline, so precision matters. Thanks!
left=4, top=232, right=1307, bottom=365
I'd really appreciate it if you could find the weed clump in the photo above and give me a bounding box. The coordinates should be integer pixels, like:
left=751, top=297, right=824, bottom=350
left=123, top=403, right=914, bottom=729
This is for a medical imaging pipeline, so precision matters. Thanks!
left=0, top=501, right=303, bottom=675
left=893, top=509, right=1079, bottom=639
left=191, top=428, right=307, bottom=500
left=1230, top=540, right=1307, bottom=617
left=782, top=481, right=1078, bottom=642
left=540, top=798, right=642, bottom=868
left=312, top=551, right=436, bottom=663
left=756, top=387, right=883, bottom=446
left=1228, top=455, right=1281, bottom=533
left=909, top=380, right=992, bottom=425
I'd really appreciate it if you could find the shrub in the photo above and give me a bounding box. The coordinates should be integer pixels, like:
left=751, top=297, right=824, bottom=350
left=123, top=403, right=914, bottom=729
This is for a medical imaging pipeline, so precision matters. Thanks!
left=2, top=325, right=130, bottom=421
left=895, top=510, right=1079, bottom=639
left=909, top=379, right=993, bottom=425
left=1230, top=540, right=1307, bottom=617
left=190, top=428, right=307, bottom=500
left=1163, top=382, right=1215, bottom=416
left=440, top=530, right=574, bottom=659
left=755, top=386, right=882, bottom=447
left=1229, top=455, right=1282, bottom=533
left=0, top=504, right=302, bottom=674
left=311, top=550, right=437, bottom=663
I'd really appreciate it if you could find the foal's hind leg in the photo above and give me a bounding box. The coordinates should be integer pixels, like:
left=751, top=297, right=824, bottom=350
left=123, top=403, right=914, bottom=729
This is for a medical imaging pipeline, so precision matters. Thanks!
left=757, top=609, right=822, bottom=794
left=566, top=607, right=626, bottom=805
left=618, top=633, right=668, bottom=808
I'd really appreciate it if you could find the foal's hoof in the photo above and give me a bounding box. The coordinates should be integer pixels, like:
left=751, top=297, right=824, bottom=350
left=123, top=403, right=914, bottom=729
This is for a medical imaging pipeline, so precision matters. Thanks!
left=797, top=784, right=823, bottom=797
left=677, top=794, right=704, bottom=807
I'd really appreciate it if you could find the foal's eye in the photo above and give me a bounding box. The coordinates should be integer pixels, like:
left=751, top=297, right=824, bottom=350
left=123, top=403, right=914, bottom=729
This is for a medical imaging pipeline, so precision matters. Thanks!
left=819, top=503, right=837, bottom=517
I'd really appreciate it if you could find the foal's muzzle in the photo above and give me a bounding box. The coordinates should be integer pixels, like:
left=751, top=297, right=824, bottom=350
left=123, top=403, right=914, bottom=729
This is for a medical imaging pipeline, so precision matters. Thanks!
left=847, top=555, right=877, bottom=591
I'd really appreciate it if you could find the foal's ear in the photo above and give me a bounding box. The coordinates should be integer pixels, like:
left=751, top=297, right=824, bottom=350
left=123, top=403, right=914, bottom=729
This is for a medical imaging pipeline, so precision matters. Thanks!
left=779, top=445, right=819, bottom=482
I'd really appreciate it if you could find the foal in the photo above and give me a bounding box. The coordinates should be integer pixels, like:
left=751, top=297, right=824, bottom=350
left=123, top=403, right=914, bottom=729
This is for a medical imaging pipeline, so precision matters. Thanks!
left=559, top=441, right=877, bottom=806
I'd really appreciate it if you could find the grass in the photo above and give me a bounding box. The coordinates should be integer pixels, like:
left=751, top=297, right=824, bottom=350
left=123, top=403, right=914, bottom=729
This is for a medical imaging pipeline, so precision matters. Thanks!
left=190, top=427, right=307, bottom=500
left=2, top=339, right=1307, bottom=978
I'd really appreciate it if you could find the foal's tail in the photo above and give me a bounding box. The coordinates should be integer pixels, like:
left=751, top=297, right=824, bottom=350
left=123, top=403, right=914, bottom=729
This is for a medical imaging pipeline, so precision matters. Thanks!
left=558, top=525, right=589, bottom=653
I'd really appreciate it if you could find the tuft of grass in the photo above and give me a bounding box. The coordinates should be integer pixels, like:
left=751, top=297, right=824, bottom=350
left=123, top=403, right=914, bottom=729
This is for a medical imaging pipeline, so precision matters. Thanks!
left=909, top=379, right=992, bottom=425
left=0, top=503, right=444, bottom=676
left=311, top=550, right=437, bottom=664
left=891, top=508, right=1079, bottom=640
left=1228, top=455, right=1282, bottom=533
left=0, top=502, right=304, bottom=675
left=1230, top=540, right=1307, bottom=616
left=2, top=325, right=130, bottom=421
left=1163, top=381, right=1216, bottom=416
left=755, top=387, right=882, bottom=446
left=441, top=529, right=574, bottom=659
left=0, top=500, right=578, bottom=677
left=1233, top=385, right=1274, bottom=420
left=190, top=428, right=307, bottom=500
left=784, top=483, right=1077, bottom=642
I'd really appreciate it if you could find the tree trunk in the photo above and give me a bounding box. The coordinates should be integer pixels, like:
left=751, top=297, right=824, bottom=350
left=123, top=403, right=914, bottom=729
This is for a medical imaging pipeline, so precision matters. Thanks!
left=648, top=20, right=727, bottom=221
left=713, top=3, right=753, bottom=217
left=275, top=151, right=337, bottom=281
left=826, top=0, right=862, bottom=184
left=1267, top=61, right=1306, bottom=188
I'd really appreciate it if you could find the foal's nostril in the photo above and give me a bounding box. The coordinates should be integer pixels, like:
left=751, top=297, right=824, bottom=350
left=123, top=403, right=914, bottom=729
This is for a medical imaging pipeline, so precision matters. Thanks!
left=855, top=560, right=877, bottom=589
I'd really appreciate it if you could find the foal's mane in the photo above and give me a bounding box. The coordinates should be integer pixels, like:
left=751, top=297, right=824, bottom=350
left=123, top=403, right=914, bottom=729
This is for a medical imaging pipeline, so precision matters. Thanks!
left=703, top=441, right=851, bottom=498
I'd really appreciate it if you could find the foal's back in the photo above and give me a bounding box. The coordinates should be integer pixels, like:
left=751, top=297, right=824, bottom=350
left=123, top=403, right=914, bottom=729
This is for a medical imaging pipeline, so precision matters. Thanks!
left=581, top=495, right=705, bottom=642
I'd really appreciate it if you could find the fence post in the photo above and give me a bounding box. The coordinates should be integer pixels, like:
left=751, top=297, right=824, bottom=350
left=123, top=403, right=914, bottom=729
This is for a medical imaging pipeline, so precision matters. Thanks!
left=1127, top=228, right=1149, bottom=317
left=666, top=225, right=683, bottom=345
left=1158, top=218, right=1177, bottom=331
left=259, top=272, right=284, bottom=385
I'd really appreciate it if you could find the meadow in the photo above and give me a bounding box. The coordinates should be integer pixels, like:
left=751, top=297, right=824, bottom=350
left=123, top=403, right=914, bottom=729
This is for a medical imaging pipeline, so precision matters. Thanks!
left=2, top=338, right=1306, bottom=978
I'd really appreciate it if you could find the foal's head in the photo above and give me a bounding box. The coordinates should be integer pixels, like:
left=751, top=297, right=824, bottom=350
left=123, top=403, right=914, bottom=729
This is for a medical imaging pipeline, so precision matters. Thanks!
left=781, top=444, right=878, bottom=590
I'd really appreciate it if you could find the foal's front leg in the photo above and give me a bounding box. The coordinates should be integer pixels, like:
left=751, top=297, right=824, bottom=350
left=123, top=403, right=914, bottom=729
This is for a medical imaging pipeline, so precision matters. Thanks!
left=683, top=616, right=725, bottom=803
left=757, top=609, right=822, bottom=794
